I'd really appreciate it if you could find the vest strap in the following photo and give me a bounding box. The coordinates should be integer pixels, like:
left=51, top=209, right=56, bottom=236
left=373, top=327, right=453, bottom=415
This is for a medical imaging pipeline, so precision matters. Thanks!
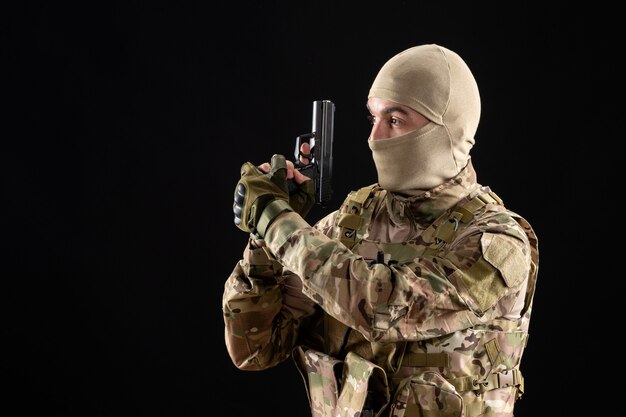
left=464, top=402, right=484, bottom=417
left=432, top=190, right=504, bottom=247
left=449, top=368, right=524, bottom=394
left=337, top=184, right=378, bottom=249
left=404, top=404, right=459, bottom=417
left=400, top=351, right=450, bottom=368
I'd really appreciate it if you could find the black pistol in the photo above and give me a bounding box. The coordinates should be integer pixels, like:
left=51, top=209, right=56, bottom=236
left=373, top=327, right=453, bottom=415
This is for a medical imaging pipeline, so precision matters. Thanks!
left=288, top=100, right=335, bottom=207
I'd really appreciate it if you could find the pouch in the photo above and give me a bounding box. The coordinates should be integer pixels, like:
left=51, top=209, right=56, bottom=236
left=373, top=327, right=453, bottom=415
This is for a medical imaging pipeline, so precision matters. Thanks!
left=293, top=346, right=390, bottom=417
left=390, top=371, right=463, bottom=417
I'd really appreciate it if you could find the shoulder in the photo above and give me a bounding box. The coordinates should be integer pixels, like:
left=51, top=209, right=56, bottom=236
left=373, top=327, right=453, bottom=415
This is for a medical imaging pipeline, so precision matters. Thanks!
left=464, top=189, right=532, bottom=245
left=445, top=192, right=535, bottom=311
left=313, top=183, right=385, bottom=236
left=335, top=183, right=385, bottom=214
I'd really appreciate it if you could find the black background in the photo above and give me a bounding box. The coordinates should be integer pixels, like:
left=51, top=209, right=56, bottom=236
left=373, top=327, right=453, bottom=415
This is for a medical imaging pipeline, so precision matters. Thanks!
left=4, top=2, right=614, bottom=416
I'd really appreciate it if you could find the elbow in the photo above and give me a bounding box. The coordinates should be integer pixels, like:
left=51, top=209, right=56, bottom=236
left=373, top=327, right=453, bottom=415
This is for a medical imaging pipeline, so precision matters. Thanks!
left=226, top=345, right=266, bottom=371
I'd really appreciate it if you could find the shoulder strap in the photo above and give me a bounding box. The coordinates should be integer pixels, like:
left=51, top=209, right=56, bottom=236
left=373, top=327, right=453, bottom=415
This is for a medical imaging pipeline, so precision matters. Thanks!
left=422, top=190, right=504, bottom=257
left=335, top=184, right=379, bottom=249
left=335, top=186, right=504, bottom=252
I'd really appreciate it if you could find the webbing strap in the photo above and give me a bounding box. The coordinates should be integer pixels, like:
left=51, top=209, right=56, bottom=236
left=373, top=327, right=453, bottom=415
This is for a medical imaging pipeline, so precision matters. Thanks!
left=434, top=210, right=464, bottom=243
left=464, top=402, right=484, bottom=417
left=432, top=190, right=504, bottom=246
left=404, top=404, right=459, bottom=417
left=485, top=338, right=505, bottom=369
left=463, top=191, right=503, bottom=213
left=400, top=352, right=450, bottom=368
left=256, top=199, right=293, bottom=238
left=449, top=368, right=524, bottom=393
left=337, top=184, right=377, bottom=249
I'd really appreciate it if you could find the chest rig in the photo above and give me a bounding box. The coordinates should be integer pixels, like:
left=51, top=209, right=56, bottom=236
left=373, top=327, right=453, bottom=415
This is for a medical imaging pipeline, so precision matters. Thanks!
left=325, top=184, right=532, bottom=416
left=334, top=183, right=503, bottom=257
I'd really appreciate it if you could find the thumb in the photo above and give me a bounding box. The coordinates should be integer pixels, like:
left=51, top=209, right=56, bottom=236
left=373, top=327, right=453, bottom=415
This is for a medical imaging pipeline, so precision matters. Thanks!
left=240, top=162, right=261, bottom=177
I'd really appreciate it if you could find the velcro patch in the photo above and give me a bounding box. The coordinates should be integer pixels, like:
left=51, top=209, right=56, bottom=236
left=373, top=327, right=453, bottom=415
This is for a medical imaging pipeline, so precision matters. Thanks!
left=482, top=233, right=527, bottom=288
left=461, top=257, right=506, bottom=313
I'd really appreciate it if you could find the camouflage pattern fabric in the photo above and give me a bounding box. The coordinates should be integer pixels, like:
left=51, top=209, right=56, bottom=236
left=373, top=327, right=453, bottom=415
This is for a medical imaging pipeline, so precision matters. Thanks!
left=292, top=347, right=390, bottom=417
left=223, top=161, right=539, bottom=417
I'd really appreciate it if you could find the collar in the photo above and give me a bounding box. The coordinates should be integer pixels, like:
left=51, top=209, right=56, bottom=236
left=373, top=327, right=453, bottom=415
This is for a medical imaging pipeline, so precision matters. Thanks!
left=385, top=160, right=480, bottom=226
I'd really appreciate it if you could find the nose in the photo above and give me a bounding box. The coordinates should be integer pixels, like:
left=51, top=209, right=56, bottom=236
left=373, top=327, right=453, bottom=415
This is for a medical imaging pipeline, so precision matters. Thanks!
left=369, top=120, right=388, bottom=141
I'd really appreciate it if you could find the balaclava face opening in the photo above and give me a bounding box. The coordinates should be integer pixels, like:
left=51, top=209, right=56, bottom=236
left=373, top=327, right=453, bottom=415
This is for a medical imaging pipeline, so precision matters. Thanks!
left=368, top=44, right=481, bottom=193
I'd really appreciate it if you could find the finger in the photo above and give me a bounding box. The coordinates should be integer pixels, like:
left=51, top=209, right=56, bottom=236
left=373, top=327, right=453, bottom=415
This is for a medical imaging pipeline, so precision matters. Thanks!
left=285, top=160, right=295, bottom=180
left=293, top=167, right=311, bottom=184
left=269, top=154, right=287, bottom=184
left=258, top=162, right=271, bottom=173
left=299, top=142, right=311, bottom=165
left=240, top=162, right=261, bottom=177
left=289, top=177, right=315, bottom=217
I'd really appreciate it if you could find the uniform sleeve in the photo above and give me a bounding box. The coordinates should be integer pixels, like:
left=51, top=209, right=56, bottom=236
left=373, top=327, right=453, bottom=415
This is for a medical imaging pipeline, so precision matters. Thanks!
left=222, top=211, right=339, bottom=370
left=263, top=210, right=532, bottom=343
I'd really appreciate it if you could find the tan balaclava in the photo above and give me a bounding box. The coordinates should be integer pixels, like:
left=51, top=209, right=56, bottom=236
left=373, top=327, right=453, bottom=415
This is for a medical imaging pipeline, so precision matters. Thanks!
left=368, top=44, right=481, bottom=193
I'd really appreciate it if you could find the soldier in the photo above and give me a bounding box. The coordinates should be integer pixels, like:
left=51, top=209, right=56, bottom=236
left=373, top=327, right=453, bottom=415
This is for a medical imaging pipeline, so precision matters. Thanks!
left=224, top=44, right=539, bottom=417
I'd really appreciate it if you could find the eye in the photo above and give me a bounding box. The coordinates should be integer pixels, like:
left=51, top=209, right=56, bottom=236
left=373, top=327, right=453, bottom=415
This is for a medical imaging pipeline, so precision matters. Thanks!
left=367, top=114, right=403, bottom=127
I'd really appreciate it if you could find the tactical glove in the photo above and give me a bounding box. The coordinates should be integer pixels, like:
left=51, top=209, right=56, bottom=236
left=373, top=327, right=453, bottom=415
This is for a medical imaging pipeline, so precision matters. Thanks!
left=233, top=154, right=294, bottom=238
left=288, top=177, right=315, bottom=218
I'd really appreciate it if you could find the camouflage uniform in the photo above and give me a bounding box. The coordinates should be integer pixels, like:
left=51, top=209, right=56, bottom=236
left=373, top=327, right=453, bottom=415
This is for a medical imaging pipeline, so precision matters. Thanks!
left=223, top=161, right=539, bottom=417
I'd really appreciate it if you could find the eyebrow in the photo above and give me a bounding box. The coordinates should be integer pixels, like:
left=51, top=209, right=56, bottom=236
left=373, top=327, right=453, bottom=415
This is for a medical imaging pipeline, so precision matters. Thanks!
left=366, top=103, right=410, bottom=115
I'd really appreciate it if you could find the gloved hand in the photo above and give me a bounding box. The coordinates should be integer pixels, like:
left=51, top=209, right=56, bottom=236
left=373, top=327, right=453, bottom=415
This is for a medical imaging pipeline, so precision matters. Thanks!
left=288, top=173, right=315, bottom=218
left=259, top=158, right=315, bottom=218
left=289, top=141, right=316, bottom=218
left=233, top=154, right=294, bottom=238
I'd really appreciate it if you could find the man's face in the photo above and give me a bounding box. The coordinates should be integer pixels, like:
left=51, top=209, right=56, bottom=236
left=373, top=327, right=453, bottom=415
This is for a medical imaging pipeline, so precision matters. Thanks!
left=366, top=97, right=430, bottom=141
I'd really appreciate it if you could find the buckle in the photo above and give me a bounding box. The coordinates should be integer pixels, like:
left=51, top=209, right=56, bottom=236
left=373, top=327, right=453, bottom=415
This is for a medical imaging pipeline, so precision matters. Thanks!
left=497, top=370, right=515, bottom=388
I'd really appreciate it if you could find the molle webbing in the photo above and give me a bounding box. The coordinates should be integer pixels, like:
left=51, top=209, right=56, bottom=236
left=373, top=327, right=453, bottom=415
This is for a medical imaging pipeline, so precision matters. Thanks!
left=335, top=186, right=503, bottom=252
left=401, top=351, right=450, bottom=367
left=419, top=190, right=503, bottom=259
left=484, top=335, right=528, bottom=369
left=449, top=369, right=524, bottom=395
left=336, top=184, right=378, bottom=249
left=401, top=351, right=524, bottom=394
left=433, top=190, right=503, bottom=244
left=402, top=406, right=462, bottom=417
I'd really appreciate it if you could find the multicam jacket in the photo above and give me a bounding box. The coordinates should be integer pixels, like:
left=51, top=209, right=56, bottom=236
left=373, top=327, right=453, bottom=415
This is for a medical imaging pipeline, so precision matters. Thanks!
left=223, top=162, right=539, bottom=417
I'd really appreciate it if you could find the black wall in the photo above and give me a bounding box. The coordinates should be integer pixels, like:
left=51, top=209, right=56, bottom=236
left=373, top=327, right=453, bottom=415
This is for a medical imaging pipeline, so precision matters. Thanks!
left=5, top=2, right=610, bottom=416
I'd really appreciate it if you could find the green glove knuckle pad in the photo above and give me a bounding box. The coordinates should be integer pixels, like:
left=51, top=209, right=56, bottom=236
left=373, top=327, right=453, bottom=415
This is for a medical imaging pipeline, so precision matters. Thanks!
left=232, top=156, right=295, bottom=237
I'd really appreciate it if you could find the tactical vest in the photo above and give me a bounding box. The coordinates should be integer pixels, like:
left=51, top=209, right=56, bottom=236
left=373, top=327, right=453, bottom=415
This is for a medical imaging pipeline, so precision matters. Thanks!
left=293, top=184, right=539, bottom=417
